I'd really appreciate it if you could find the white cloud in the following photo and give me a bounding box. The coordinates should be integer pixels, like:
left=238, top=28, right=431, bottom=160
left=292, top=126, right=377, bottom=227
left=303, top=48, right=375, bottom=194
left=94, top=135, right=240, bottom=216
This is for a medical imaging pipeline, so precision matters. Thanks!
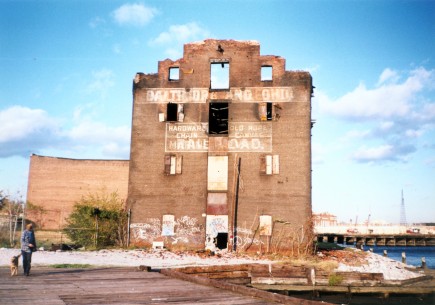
left=379, top=121, right=394, bottom=131
left=67, top=119, right=130, bottom=158
left=424, top=156, right=435, bottom=166
left=0, top=106, right=56, bottom=142
left=112, top=3, right=158, bottom=27
left=415, top=102, right=435, bottom=121
left=312, top=143, right=326, bottom=164
left=404, top=129, right=423, bottom=138
left=0, top=105, right=130, bottom=159
left=320, top=67, right=433, bottom=120
left=341, top=129, right=371, bottom=141
left=352, top=145, right=394, bottom=162
left=151, top=22, right=209, bottom=45
left=86, top=69, right=115, bottom=99
left=89, top=16, right=106, bottom=29
left=149, top=22, right=210, bottom=58
left=0, top=106, right=62, bottom=157
left=316, top=67, right=434, bottom=164
left=352, top=143, right=416, bottom=163
left=377, top=68, right=399, bottom=85
left=68, top=120, right=130, bottom=144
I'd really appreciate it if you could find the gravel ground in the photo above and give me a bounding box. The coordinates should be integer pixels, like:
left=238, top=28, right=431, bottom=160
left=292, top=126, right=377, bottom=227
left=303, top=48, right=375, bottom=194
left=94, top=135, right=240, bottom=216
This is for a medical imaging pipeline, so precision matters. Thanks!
left=0, top=248, right=272, bottom=269
left=0, top=247, right=425, bottom=280
left=336, top=251, right=424, bottom=280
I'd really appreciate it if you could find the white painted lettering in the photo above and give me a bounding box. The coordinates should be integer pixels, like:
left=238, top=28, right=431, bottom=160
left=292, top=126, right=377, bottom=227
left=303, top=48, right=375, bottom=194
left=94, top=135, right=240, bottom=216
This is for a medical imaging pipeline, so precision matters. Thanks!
left=261, top=89, right=270, bottom=100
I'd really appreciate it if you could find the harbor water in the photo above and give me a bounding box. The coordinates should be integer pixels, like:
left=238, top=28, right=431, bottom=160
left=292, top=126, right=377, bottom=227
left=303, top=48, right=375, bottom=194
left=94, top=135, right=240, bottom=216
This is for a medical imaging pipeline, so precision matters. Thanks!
left=360, top=245, right=435, bottom=269
left=287, top=245, right=435, bottom=304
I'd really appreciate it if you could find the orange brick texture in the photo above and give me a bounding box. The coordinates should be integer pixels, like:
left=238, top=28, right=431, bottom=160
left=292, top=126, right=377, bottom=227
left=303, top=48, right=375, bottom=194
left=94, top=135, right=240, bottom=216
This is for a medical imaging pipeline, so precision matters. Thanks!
left=128, top=39, right=313, bottom=252
left=26, top=155, right=129, bottom=230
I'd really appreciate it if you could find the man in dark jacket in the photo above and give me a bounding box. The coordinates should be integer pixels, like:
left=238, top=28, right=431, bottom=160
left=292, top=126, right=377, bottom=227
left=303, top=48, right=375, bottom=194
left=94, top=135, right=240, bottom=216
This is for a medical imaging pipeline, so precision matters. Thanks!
left=21, top=223, right=37, bottom=276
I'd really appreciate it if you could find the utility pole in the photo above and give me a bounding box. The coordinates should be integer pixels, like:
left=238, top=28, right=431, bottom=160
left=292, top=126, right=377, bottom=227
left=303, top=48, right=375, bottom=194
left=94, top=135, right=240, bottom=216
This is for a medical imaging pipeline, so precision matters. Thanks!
left=400, top=189, right=407, bottom=226
left=233, top=157, right=241, bottom=252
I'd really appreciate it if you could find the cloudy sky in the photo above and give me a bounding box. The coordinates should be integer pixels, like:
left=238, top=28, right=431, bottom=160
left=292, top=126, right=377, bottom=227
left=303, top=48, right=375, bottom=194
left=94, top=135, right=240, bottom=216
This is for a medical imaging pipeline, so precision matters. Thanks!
left=1, top=0, right=434, bottom=224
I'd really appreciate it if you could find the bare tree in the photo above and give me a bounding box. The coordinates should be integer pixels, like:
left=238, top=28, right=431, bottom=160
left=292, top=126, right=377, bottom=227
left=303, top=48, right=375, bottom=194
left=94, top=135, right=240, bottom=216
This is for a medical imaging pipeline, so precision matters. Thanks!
left=0, top=191, right=24, bottom=247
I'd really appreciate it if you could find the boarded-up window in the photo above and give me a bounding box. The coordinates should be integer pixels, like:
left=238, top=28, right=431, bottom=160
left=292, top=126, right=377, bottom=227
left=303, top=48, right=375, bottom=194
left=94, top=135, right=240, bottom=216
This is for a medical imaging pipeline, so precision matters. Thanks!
left=272, top=155, right=280, bottom=174
left=164, top=155, right=182, bottom=175
left=162, top=214, right=175, bottom=236
left=259, top=215, right=272, bottom=236
left=177, top=104, right=184, bottom=122
left=207, top=193, right=228, bottom=215
left=207, top=156, right=228, bottom=191
left=158, top=113, right=165, bottom=122
left=260, top=154, right=279, bottom=175
left=258, top=102, right=273, bottom=121
left=265, top=155, right=272, bottom=174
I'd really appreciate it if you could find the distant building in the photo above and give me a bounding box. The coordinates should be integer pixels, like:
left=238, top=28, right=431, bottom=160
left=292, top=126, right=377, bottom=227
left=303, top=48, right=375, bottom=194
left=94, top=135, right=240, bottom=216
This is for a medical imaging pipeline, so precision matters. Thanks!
left=26, top=154, right=129, bottom=230
left=127, top=39, right=314, bottom=252
left=313, top=212, right=338, bottom=227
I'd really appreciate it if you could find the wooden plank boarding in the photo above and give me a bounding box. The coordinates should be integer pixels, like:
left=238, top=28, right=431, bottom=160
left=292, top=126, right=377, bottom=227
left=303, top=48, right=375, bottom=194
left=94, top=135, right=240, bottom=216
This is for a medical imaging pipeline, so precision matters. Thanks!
left=160, top=268, right=333, bottom=305
left=0, top=266, right=330, bottom=305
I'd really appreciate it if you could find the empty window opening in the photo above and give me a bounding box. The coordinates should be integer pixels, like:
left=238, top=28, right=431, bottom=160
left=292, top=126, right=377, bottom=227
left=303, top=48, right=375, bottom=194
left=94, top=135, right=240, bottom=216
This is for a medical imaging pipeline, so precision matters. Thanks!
left=261, top=66, right=273, bottom=81
left=216, top=233, right=228, bottom=250
left=167, top=103, right=178, bottom=121
left=209, top=102, right=228, bottom=135
left=169, top=67, right=179, bottom=81
left=210, top=62, right=229, bottom=90
left=266, top=102, right=273, bottom=120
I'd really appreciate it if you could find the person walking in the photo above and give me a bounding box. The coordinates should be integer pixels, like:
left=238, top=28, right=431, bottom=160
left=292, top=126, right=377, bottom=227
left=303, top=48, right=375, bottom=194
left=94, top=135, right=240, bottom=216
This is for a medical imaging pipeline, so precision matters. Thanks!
left=21, top=223, right=37, bottom=276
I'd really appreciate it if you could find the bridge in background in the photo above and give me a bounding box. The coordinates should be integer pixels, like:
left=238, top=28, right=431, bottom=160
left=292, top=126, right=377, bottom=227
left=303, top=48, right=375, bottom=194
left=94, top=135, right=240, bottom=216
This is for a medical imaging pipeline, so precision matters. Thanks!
left=316, top=233, right=435, bottom=247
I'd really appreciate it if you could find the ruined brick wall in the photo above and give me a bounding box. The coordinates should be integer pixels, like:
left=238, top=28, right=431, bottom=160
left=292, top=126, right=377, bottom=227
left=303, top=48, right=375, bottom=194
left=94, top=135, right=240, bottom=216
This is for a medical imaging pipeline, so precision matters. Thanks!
left=26, top=154, right=129, bottom=230
left=128, top=39, right=313, bottom=252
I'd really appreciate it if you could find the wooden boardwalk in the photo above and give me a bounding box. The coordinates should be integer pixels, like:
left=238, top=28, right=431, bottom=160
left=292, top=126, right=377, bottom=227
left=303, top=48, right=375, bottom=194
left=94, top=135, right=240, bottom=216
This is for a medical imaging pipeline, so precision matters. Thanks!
left=0, top=267, right=326, bottom=305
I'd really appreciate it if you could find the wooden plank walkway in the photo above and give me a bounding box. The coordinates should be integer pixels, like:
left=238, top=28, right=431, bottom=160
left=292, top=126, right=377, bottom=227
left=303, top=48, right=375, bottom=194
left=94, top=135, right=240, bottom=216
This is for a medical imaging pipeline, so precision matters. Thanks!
left=0, top=266, right=325, bottom=305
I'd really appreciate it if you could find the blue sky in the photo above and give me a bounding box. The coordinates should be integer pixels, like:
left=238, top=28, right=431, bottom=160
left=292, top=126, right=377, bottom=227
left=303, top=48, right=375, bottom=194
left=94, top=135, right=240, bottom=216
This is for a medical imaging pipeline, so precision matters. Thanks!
left=1, top=0, right=434, bottom=224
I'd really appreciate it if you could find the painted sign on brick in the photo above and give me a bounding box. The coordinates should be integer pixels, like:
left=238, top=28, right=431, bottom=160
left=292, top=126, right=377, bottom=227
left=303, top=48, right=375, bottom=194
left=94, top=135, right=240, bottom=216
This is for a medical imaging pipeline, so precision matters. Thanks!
left=165, top=122, right=272, bottom=152
left=143, top=87, right=294, bottom=103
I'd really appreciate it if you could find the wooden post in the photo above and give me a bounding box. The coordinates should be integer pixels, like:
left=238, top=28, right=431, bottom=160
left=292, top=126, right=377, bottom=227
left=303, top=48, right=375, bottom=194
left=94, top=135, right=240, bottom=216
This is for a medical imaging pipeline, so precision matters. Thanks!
left=233, top=157, right=241, bottom=252
left=421, top=257, right=427, bottom=269
left=383, top=250, right=388, bottom=257
left=402, top=252, right=406, bottom=264
left=127, top=208, right=131, bottom=247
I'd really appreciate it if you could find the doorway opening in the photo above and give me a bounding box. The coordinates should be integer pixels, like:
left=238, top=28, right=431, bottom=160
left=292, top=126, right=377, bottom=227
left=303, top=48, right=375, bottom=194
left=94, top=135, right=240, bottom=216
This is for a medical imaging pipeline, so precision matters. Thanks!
left=216, top=232, right=228, bottom=250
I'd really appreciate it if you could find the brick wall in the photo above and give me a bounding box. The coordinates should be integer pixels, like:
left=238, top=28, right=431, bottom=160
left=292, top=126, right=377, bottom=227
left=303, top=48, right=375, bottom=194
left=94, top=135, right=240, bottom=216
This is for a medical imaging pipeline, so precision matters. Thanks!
left=128, top=39, right=313, bottom=252
left=26, top=154, right=129, bottom=230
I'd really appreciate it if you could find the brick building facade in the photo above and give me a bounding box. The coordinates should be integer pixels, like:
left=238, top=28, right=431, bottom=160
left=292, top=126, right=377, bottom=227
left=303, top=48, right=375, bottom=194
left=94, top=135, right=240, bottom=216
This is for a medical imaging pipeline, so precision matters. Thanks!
left=127, top=39, right=313, bottom=252
left=26, top=154, right=129, bottom=230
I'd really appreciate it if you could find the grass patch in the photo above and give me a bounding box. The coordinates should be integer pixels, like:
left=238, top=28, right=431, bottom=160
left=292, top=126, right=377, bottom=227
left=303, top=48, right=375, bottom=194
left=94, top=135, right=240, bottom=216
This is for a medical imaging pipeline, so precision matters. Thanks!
left=50, top=264, right=92, bottom=269
left=315, top=260, right=339, bottom=272
left=328, top=273, right=344, bottom=286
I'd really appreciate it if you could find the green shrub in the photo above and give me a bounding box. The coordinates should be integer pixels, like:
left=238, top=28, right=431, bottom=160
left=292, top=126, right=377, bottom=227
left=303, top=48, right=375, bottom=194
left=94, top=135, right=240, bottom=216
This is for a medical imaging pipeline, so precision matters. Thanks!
left=63, top=192, right=128, bottom=248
